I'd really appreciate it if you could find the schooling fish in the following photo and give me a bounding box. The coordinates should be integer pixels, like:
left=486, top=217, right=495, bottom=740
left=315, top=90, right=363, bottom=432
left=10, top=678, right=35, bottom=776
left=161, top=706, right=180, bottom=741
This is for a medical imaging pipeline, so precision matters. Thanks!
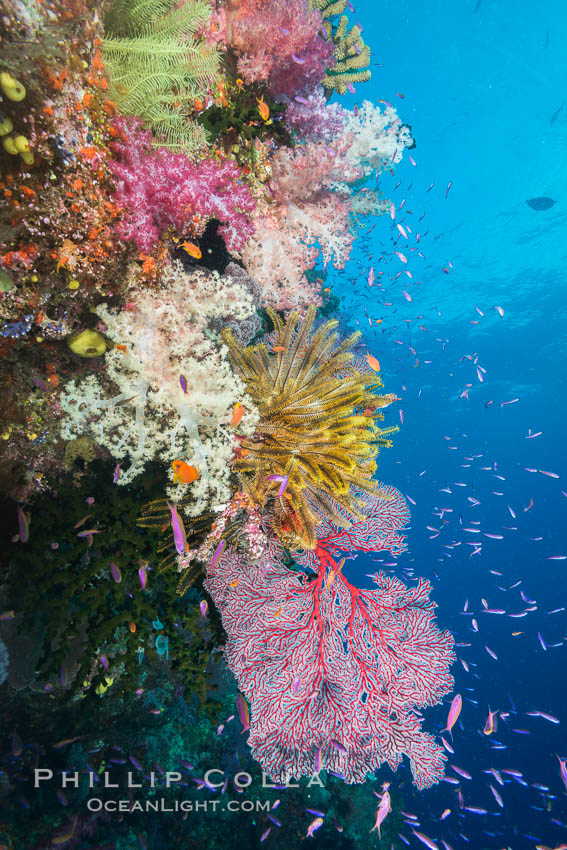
left=172, top=460, right=199, bottom=485
left=483, top=707, right=499, bottom=735
left=370, top=789, right=391, bottom=838
left=366, top=353, right=381, bottom=372
left=526, top=196, right=556, bottom=211
left=304, top=816, right=324, bottom=838
left=266, top=474, right=289, bottom=497
left=550, top=101, right=565, bottom=125
left=210, top=539, right=225, bottom=568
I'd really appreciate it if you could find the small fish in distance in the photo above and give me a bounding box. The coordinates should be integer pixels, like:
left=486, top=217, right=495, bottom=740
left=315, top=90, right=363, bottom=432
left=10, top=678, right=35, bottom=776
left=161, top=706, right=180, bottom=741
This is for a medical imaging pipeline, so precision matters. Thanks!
left=526, top=197, right=556, bottom=211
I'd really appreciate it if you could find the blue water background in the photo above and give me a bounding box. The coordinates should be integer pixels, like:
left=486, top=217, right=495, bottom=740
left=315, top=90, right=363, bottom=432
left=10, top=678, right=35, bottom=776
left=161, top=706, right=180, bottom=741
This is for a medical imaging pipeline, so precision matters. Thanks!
left=328, top=0, right=567, bottom=846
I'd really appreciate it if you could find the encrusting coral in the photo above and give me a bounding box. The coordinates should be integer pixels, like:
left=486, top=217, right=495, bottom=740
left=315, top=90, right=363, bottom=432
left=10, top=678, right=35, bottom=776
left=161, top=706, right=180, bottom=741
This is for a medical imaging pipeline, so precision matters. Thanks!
left=221, top=305, right=398, bottom=550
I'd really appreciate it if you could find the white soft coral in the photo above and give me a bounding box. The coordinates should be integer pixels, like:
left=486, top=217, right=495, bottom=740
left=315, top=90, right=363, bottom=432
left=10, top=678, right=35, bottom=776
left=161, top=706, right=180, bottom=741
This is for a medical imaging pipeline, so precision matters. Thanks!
left=60, top=261, right=259, bottom=514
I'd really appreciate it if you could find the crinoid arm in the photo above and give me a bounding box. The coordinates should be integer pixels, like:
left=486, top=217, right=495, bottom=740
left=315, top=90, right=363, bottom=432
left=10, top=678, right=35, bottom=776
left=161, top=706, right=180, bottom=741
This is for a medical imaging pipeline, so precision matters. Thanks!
left=221, top=306, right=398, bottom=550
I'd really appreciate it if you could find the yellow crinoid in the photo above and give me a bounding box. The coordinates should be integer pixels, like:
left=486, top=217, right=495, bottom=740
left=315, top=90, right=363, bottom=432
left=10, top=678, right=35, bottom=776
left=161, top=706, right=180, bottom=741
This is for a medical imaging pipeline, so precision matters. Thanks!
left=221, top=305, right=398, bottom=550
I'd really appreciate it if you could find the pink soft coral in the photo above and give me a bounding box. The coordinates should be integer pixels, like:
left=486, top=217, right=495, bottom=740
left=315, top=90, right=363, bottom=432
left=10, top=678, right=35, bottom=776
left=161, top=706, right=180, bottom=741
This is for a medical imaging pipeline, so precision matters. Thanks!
left=284, top=86, right=347, bottom=143
left=240, top=136, right=358, bottom=309
left=241, top=194, right=352, bottom=312
left=109, top=118, right=256, bottom=253
left=241, top=213, right=321, bottom=312
left=230, top=0, right=334, bottom=96
left=199, top=4, right=227, bottom=44
left=269, top=135, right=358, bottom=203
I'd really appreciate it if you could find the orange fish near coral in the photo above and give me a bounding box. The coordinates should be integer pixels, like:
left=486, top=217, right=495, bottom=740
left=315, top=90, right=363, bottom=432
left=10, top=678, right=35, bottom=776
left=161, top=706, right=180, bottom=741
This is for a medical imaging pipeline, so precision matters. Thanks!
left=180, top=241, right=202, bottom=259
left=231, top=402, right=244, bottom=427
left=172, top=460, right=200, bottom=485
left=366, top=353, right=381, bottom=372
left=257, top=96, right=270, bottom=121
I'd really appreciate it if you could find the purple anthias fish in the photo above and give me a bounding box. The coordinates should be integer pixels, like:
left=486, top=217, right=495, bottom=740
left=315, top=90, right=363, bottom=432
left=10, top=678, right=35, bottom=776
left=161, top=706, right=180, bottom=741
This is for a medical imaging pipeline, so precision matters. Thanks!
left=266, top=474, right=289, bottom=497
left=17, top=506, right=30, bottom=543
left=210, top=539, right=225, bottom=568
left=167, top=502, right=187, bottom=555
left=236, top=693, right=250, bottom=732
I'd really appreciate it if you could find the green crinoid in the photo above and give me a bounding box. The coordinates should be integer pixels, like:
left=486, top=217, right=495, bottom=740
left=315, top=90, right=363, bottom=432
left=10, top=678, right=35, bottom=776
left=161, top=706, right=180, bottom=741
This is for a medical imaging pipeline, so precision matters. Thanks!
left=103, top=0, right=220, bottom=153
left=221, top=305, right=397, bottom=551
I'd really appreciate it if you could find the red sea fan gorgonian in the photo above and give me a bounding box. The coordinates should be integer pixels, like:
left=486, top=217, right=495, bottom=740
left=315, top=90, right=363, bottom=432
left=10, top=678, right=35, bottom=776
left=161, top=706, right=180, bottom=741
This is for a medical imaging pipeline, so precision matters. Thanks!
left=205, top=486, right=456, bottom=789
left=293, top=484, right=411, bottom=573
left=109, top=117, right=256, bottom=253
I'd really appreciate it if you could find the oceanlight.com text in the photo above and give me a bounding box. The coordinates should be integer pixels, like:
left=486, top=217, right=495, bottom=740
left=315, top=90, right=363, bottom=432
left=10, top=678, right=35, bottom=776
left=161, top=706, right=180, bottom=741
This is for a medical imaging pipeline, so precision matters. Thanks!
left=86, top=798, right=273, bottom=814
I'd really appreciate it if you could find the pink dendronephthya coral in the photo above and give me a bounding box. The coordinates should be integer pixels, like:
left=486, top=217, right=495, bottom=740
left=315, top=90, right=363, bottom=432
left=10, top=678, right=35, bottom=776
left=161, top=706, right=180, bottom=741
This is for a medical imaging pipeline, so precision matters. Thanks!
left=241, top=135, right=359, bottom=310
left=224, top=0, right=334, bottom=97
left=109, top=117, right=256, bottom=253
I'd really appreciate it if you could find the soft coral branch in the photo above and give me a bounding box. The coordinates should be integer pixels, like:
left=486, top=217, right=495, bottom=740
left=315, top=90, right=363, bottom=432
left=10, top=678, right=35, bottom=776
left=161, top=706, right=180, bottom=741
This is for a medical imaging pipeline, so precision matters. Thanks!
left=109, top=117, right=256, bottom=253
left=229, top=0, right=335, bottom=96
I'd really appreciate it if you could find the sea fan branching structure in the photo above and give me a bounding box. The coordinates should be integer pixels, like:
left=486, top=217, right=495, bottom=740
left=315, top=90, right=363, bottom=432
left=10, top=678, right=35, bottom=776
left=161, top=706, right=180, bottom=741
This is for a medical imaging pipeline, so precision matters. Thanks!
left=103, top=0, right=220, bottom=152
left=221, top=305, right=398, bottom=550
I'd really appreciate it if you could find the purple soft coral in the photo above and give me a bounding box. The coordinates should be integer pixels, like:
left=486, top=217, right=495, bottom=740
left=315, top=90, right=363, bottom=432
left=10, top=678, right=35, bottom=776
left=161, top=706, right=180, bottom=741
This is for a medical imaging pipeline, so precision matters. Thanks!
left=109, top=118, right=256, bottom=253
left=284, top=87, right=347, bottom=143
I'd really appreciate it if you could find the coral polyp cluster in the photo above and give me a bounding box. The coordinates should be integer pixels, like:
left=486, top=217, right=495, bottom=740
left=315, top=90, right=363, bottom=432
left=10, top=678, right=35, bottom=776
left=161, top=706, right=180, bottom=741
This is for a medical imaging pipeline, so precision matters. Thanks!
left=222, top=305, right=398, bottom=548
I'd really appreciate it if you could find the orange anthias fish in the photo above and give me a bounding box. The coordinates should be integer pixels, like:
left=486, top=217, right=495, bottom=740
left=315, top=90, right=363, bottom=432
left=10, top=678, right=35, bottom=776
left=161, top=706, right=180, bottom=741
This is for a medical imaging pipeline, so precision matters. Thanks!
left=256, top=96, right=269, bottom=121
left=172, top=460, right=200, bottom=485
left=231, top=402, right=244, bottom=427
left=324, top=557, right=346, bottom=590
left=366, top=353, right=381, bottom=372
left=180, top=241, right=202, bottom=259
